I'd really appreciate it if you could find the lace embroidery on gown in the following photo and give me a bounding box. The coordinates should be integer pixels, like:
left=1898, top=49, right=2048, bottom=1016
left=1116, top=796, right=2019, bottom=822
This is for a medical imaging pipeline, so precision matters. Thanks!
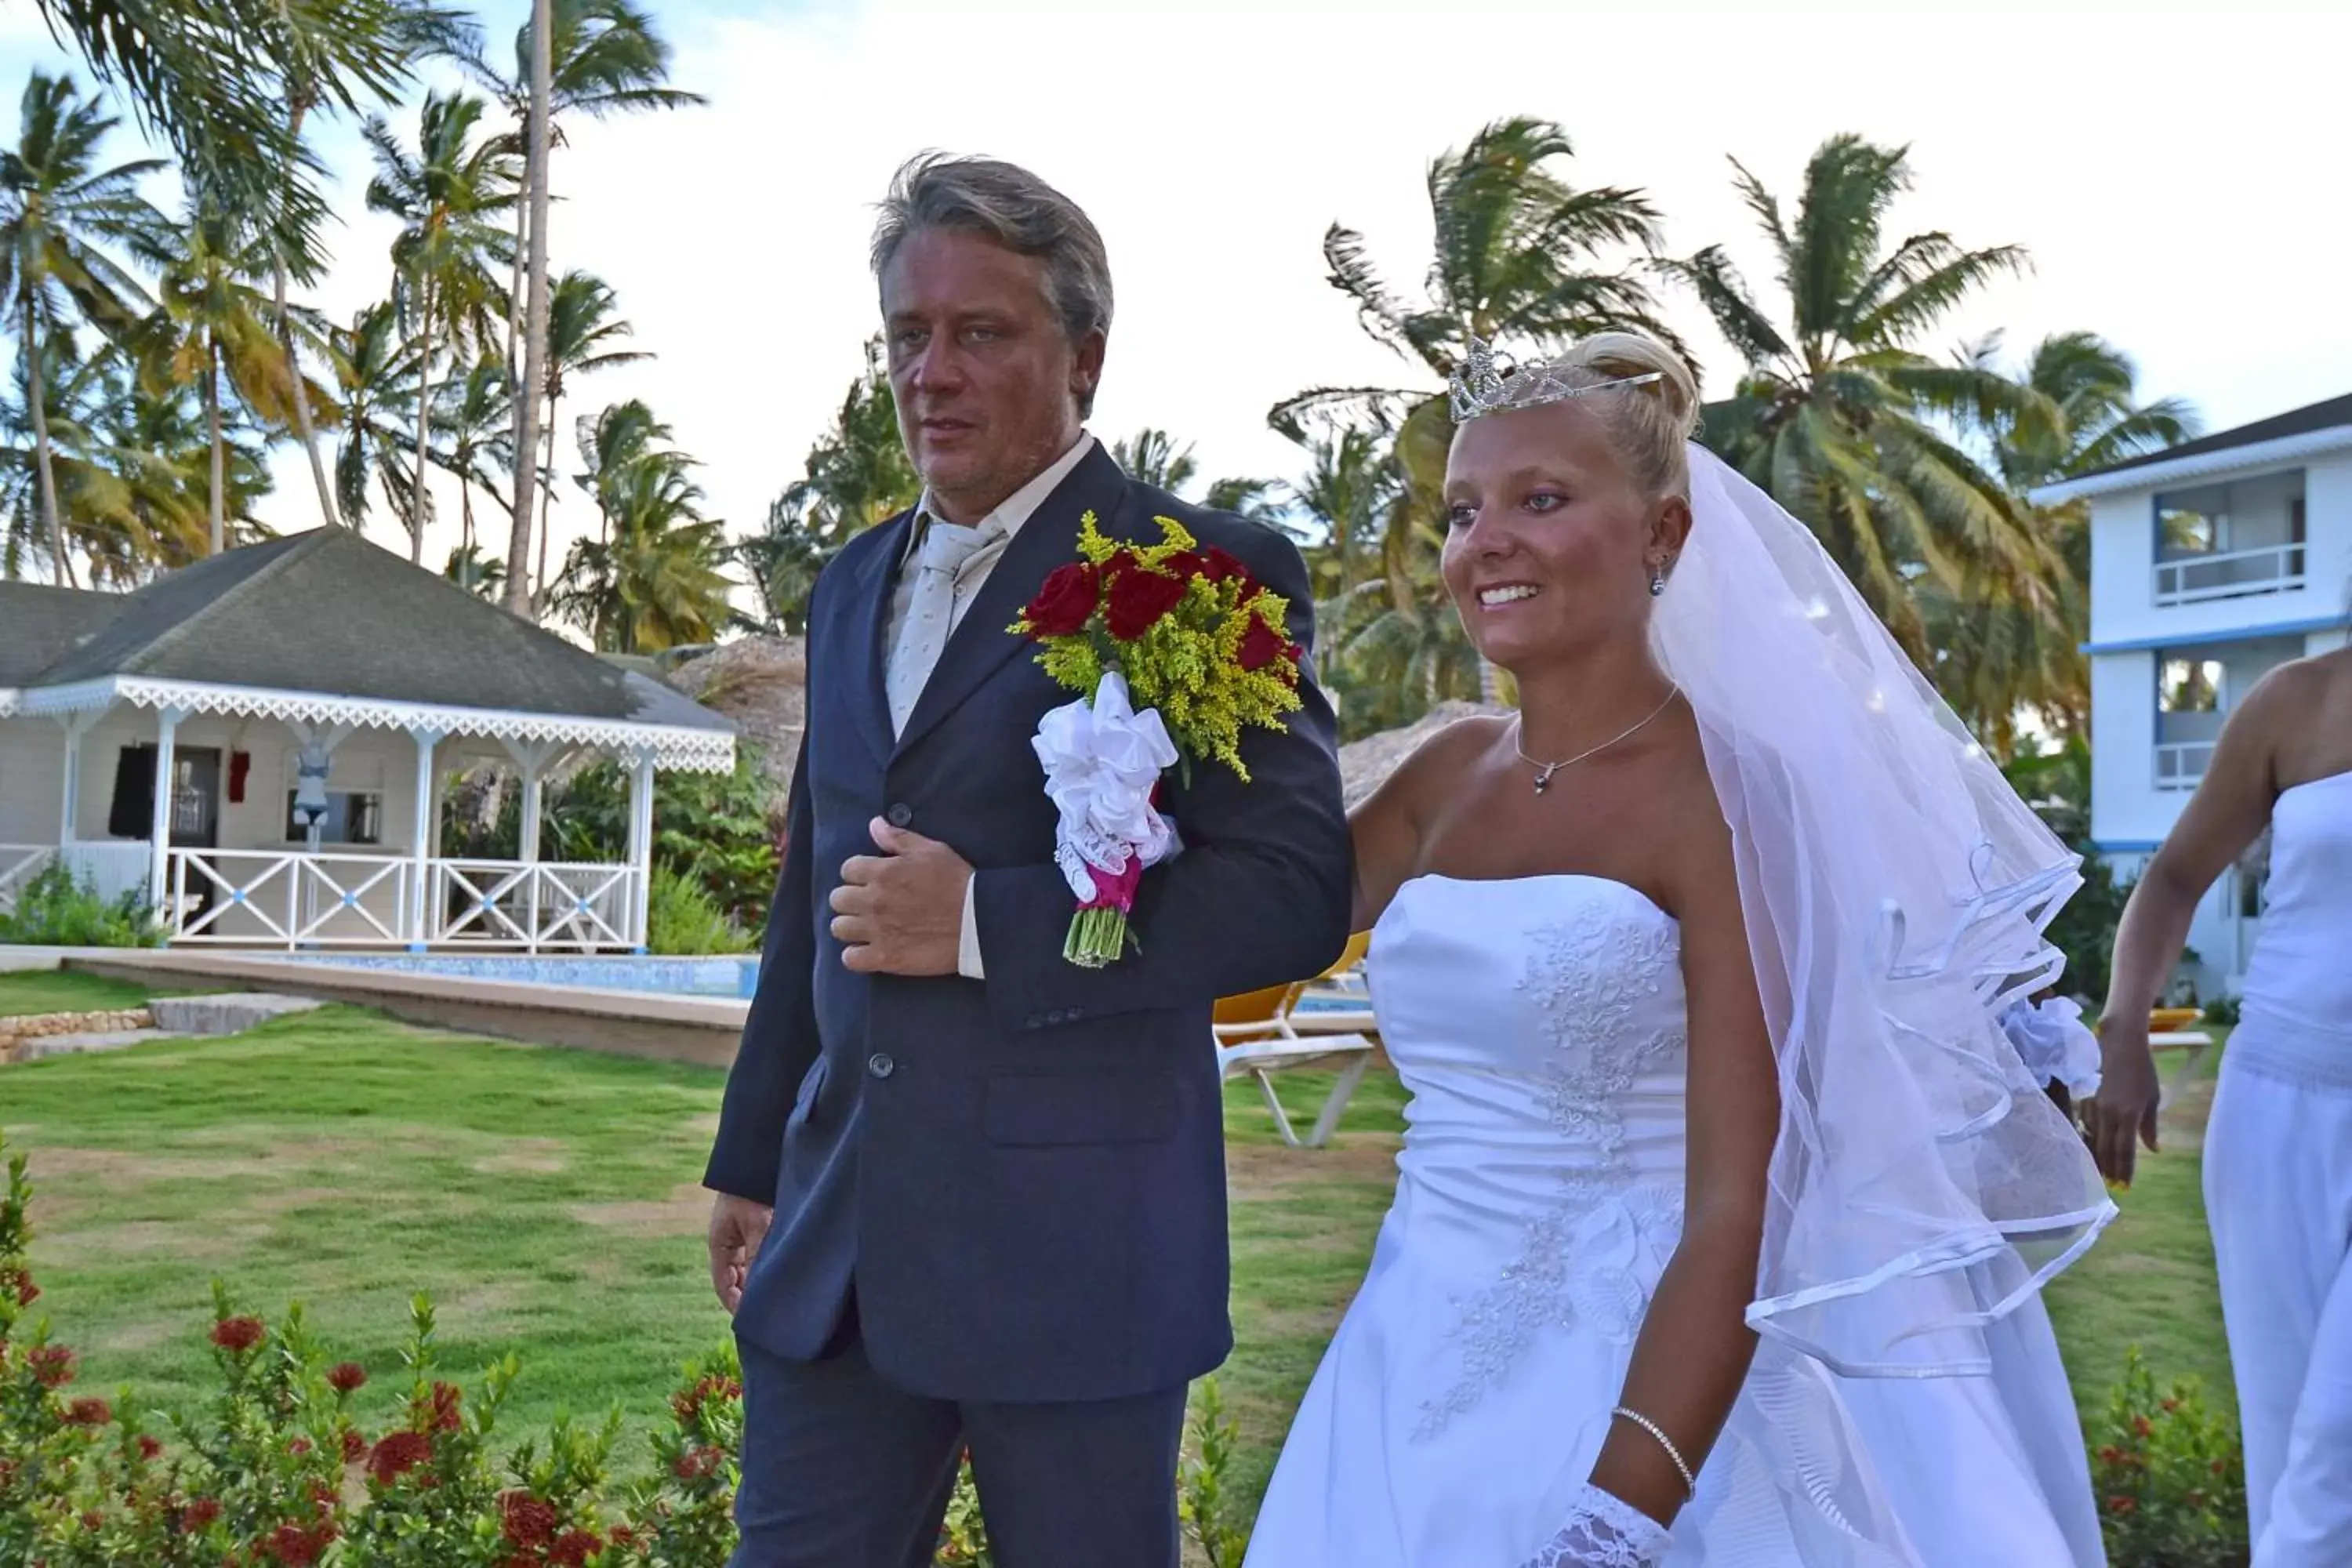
left=1413, top=893, right=1687, bottom=1440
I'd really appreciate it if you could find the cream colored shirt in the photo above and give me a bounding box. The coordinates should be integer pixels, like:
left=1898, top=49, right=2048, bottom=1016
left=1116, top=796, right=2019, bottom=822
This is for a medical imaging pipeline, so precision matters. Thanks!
left=881, top=434, right=1094, bottom=981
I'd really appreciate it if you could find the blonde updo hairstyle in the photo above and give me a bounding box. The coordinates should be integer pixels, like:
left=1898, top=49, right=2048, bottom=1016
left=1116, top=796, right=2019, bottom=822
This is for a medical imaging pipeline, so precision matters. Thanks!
left=1532, top=332, right=1702, bottom=502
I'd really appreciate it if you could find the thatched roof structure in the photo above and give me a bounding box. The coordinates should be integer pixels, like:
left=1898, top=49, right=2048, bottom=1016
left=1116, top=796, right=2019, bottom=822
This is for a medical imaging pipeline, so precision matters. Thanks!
left=654, top=636, right=807, bottom=803
left=1337, top=701, right=1508, bottom=809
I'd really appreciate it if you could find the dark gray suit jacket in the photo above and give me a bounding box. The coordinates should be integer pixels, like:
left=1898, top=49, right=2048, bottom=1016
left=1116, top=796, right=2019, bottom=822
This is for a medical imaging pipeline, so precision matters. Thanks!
left=705, top=445, right=1352, bottom=1403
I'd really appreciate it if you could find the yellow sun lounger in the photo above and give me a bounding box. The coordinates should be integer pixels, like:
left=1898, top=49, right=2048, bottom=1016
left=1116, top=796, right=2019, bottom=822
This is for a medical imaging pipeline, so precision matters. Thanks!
left=1213, top=931, right=1377, bottom=1149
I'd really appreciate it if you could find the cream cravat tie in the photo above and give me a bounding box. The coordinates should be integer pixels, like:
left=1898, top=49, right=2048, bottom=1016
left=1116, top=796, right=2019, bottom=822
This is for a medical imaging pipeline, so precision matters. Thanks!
left=885, top=517, right=992, bottom=736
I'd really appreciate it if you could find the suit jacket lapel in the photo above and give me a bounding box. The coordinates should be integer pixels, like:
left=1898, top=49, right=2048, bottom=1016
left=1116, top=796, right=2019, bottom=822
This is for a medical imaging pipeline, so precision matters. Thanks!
left=843, top=510, right=913, bottom=767
left=893, top=445, right=1130, bottom=759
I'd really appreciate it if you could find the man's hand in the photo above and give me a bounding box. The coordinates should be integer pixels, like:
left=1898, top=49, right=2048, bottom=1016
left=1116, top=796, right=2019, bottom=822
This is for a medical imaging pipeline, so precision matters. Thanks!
left=829, top=818, right=973, bottom=976
left=2083, top=1016, right=2161, bottom=1189
left=708, top=1193, right=773, bottom=1315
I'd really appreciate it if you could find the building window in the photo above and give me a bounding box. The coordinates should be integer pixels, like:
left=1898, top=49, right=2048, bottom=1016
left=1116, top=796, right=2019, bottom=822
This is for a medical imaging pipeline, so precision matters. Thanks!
left=286, top=790, right=382, bottom=846
left=2152, top=471, right=2309, bottom=604
left=2159, top=658, right=2223, bottom=713
left=2154, top=655, right=2225, bottom=790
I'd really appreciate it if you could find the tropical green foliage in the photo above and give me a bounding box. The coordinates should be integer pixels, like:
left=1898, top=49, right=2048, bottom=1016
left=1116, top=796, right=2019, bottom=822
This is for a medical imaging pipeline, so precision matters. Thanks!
left=549, top=397, right=731, bottom=652
left=0, top=861, right=158, bottom=946
left=642, top=863, right=753, bottom=956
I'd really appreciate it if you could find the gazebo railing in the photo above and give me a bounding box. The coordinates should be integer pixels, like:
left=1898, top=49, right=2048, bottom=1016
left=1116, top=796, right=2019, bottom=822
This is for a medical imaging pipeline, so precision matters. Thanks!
left=429, top=858, right=639, bottom=952
left=154, top=849, right=639, bottom=952
left=0, top=845, right=56, bottom=917
left=163, top=848, right=415, bottom=947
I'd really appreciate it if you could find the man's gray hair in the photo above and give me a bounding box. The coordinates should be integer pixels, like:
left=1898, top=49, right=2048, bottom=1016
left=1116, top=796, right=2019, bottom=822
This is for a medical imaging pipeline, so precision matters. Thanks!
left=872, top=154, right=1114, bottom=382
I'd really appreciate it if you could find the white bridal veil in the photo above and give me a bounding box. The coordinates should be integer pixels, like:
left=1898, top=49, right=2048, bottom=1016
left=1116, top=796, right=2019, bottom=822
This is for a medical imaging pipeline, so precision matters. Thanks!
left=1657, top=445, right=2116, bottom=1379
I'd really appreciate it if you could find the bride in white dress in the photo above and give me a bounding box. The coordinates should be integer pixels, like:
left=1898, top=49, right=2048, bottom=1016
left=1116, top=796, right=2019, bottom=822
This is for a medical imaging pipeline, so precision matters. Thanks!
left=1245, top=333, right=2114, bottom=1566
left=2089, top=644, right=2352, bottom=1564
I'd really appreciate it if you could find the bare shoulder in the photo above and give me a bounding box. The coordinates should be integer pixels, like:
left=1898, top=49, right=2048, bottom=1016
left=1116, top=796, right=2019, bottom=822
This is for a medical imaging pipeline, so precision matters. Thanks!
left=1385, top=713, right=1511, bottom=804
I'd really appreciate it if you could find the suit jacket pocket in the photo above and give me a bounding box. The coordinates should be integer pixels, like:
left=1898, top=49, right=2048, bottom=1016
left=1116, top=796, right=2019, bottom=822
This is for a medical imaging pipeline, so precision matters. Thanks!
left=982, top=1070, right=1178, bottom=1147
left=786, top=1057, right=827, bottom=1131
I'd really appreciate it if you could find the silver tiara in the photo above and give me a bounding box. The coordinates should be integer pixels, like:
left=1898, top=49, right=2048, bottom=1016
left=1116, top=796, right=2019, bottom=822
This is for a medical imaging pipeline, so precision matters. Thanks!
left=1447, top=335, right=1664, bottom=423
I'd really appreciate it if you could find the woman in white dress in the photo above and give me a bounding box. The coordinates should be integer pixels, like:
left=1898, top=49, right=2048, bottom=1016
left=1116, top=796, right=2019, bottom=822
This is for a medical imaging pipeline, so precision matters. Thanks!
left=1245, top=332, right=2115, bottom=1566
left=2090, top=645, right=2352, bottom=1565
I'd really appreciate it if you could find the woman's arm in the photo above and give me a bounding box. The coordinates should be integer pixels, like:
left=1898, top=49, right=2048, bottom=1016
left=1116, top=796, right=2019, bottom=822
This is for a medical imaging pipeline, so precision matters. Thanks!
left=1581, top=789, right=1779, bottom=1530
left=2088, top=665, right=2294, bottom=1182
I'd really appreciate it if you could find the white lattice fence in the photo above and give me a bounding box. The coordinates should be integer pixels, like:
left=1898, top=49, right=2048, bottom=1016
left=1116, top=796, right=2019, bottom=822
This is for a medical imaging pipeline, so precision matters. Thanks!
left=430, top=859, right=637, bottom=952
left=0, top=846, right=55, bottom=919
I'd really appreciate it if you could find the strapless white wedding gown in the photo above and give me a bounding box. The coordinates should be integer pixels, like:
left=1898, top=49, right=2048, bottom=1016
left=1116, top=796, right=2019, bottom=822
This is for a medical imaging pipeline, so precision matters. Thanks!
left=1246, top=875, right=2103, bottom=1566
left=2204, top=769, right=2352, bottom=1564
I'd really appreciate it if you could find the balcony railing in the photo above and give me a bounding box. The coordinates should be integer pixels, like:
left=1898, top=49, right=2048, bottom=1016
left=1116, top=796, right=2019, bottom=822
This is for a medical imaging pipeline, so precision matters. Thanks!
left=0, top=845, right=55, bottom=917
left=2155, top=740, right=2216, bottom=791
left=2153, top=542, right=2307, bottom=607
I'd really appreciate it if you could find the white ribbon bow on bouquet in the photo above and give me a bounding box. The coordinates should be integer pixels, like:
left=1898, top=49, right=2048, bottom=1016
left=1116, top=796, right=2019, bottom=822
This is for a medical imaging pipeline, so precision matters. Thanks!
left=1030, top=671, right=1181, bottom=902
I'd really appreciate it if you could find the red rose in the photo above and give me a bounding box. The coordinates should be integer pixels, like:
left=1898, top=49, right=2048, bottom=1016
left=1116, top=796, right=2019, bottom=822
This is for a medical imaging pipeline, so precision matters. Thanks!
left=211, top=1316, right=265, bottom=1353
left=1236, top=615, right=1290, bottom=673
left=1022, top=561, right=1100, bottom=638
left=1162, top=549, right=1207, bottom=582
left=1105, top=565, right=1187, bottom=641
left=327, top=1363, right=368, bottom=1395
left=1201, top=547, right=1249, bottom=586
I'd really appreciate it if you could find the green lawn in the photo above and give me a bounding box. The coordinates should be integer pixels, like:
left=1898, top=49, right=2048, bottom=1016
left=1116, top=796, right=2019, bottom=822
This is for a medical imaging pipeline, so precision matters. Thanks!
left=0, top=969, right=159, bottom=1016
left=2, top=1007, right=2227, bottom=1516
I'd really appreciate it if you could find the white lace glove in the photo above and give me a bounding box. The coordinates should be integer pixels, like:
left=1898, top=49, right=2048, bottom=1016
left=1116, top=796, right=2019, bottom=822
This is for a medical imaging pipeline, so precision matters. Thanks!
left=1519, top=1483, right=1673, bottom=1566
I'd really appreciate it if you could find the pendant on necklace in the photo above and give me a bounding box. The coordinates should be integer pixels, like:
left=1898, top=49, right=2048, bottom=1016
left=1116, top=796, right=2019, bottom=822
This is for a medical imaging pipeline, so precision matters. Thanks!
left=1532, top=764, right=1559, bottom=796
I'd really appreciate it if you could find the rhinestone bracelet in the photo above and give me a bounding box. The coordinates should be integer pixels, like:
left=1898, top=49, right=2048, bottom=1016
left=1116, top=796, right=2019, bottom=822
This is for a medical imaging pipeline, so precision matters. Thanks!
left=1610, top=1406, right=1696, bottom=1498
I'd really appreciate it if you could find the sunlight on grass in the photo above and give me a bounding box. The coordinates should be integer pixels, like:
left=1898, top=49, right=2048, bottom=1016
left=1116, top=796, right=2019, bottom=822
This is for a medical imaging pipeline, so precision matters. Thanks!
left=0, top=969, right=158, bottom=1016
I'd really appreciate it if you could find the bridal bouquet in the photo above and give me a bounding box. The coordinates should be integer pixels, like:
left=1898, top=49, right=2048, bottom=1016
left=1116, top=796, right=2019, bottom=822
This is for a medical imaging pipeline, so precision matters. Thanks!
left=1011, top=514, right=1305, bottom=967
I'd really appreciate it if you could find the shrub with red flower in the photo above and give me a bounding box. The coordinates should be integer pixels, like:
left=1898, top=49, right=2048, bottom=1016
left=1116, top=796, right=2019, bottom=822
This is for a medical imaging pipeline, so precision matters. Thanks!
left=327, top=1361, right=368, bottom=1394
left=2089, top=1345, right=2247, bottom=1568
left=62, top=1396, right=111, bottom=1426
left=27, top=1342, right=74, bottom=1387
left=367, top=1428, right=434, bottom=1486
left=210, top=1314, right=267, bottom=1353
left=180, top=1496, right=223, bottom=1534
left=339, top=1428, right=367, bottom=1464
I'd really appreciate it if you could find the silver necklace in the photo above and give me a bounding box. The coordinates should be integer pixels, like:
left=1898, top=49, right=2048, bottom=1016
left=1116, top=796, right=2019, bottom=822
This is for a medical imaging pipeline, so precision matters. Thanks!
left=1512, top=687, right=1679, bottom=795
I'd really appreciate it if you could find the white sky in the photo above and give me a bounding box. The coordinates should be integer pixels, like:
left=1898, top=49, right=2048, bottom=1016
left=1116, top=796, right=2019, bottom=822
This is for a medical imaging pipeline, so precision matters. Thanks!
left=5, top=1, right=2350, bottom=592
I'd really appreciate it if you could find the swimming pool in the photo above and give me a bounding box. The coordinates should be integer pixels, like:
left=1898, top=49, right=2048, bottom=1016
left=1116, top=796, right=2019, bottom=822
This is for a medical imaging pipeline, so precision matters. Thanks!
left=283, top=953, right=762, bottom=1000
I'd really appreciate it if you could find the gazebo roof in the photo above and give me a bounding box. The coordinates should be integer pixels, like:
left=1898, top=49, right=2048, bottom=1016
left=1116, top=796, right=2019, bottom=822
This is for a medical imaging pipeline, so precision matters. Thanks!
left=0, top=530, right=735, bottom=770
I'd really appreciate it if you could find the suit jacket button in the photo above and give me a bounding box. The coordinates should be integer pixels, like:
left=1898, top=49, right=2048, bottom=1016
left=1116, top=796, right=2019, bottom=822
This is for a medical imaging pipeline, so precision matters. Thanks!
left=866, top=1051, right=896, bottom=1080
left=885, top=803, right=913, bottom=828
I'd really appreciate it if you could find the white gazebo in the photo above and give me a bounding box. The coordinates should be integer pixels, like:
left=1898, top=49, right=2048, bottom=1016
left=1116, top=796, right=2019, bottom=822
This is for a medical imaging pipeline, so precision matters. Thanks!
left=0, top=529, right=736, bottom=953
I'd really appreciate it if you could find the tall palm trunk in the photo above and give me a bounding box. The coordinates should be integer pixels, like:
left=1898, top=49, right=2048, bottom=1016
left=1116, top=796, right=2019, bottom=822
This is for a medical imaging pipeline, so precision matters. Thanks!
left=23, top=296, right=65, bottom=585
left=505, top=0, right=555, bottom=619
left=411, top=280, right=436, bottom=565
left=506, top=194, right=525, bottom=506
left=535, top=381, right=557, bottom=591
left=205, top=336, right=226, bottom=555
left=277, top=99, right=339, bottom=528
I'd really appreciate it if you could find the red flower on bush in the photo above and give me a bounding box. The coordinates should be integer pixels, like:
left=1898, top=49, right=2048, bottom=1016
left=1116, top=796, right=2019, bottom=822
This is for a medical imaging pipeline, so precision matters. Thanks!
left=501, top=1490, right=560, bottom=1548
left=425, top=1379, right=464, bottom=1432
left=27, top=1344, right=74, bottom=1387
left=211, top=1316, right=266, bottom=1352
left=366, top=1429, right=433, bottom=1485
left=327, top=1362, right=368, bottom=1394
left=2132, top=1414, right=2154, bottom=1439
left=180, top=1497, right=221, bottom=1534
left=550, top=1528, right=604, bottom=1566
left=608, top=1523, right=640, bottom=1549
left=671, top=1371, right=742, bottom=1424
left=2107, top=1494, right=2137, bottom=1515
left=259, top=1519, right=338, bottom=1566
left=339, top=1428, right=367, bottom=1464
left=288, top=1436, right=313, bottom=1457
left=80, top=1508, right=103, bottom=1530
left=672, top=1444, right=726, bottom=1481
left=64, top=1396, right=112, bottom=1426
left=1022, top=562, right=1100, bottom=637
left=1105, top=562, right=1187, bottom=641
left=136, top=1434, right=163, bottom=1461
left=1, top=1266, right=36, bottom=1306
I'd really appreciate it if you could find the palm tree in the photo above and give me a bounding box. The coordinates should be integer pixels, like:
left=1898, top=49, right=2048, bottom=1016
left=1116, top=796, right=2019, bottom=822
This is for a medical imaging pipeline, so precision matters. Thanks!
left=0, top=71, right=167, bottom=583
left=470, top=0, right=705, bottom=619
left=551, top=397, right=731, bottom=652
left=1671, top=135, right=2060, bottom=662
left=327, top=299, right=422, bottom=539
left=1274, top=117, right=1671, bottom=708
left=1284, top=428, right=1400, bottom=679
left=444, top=540, right=506, bottom=598
left=1112, top=429, right=1199, bottom=494
left=364, top=89, right=518, bottom=563
left=432, top=351, right=515, bottom=561
left=524, top=268, right=648, bottom=599
left=1923, top=332, right=2200, bottom=753
left=247, top=2, right=475, bottom=531
left=139, top=195, right=331, bottom=554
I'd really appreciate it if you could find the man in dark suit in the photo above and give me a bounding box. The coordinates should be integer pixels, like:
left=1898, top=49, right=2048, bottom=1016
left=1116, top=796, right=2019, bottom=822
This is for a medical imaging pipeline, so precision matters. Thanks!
left=702, top=153, right=1352, bottom=1567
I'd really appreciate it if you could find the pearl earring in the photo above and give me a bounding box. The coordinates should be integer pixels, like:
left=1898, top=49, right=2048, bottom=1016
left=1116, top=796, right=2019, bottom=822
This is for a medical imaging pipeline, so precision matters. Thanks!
left=1648, top=563, right=1668, bottom=597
